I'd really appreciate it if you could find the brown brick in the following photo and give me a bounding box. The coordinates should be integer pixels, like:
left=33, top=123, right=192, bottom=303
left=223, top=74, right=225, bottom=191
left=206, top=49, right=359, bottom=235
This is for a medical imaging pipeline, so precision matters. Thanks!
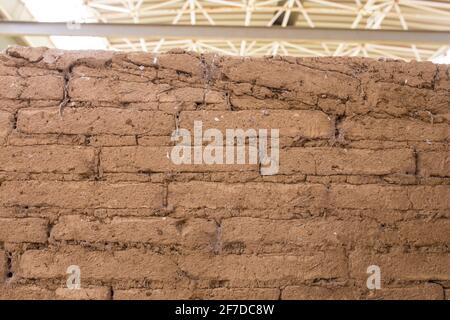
left=230, top=95, right=291, bottom=110
left=198, top=288, right=280, bottom=300
left=18, top=66, right=60, bottom=77
left=0, top=111, right=13, bottom=144
left=51, top=215, right=216, bottom=250
left=169, top=182, right=450, bottom=211
left=0, top=251, right=6, bottom=282
left=7, top=132, right=86, bottom=146
left=330, top=184, right=410, bottom=210
left=0, top=76, right=25, bottom=99
left=407, top=185, right=450, bottom=210
left=282, top=284, right=444, bottom=300
left=367, top=60, right=436, bottom=88
left=0, top=218, right=48, bottom=243
left=329, top=185, right=450, bottom=210
left=279, top=148, right=415, bottom=175
left=222, top=218, right=450, bottom=252
left=122, top=52, right=158, bottom=69
left=17, top=107, right=174, bottom=135
left=350, top=250, right=450, bottom=281
left=282, top=285, right=360, bottom=300
left=221, top=217, right=366, bottom=252
left=364, top=284, right=444, bottom=300
left=0, top=99, right=27, bottom=113
left=178, top=251, right=347, bottom=284
left=0, top=181, right=164, bottom=209
left=418, top=151, right=450, bottom=177
left=0, top=64, right=17, bottom=76
left=71, top=65, right=155, bottom=83
left=179, top=110, right=333, bottom=139
left=114, top=288, right=279, bottom=300
left=395, top=220, right=450, bottom=246
left=19, top=247, right=179, bottom=282
left=362, top=82, right=450, bottom=117
left=221, top=59, right=359, bottom=101
left=88, top=135, right=136, bottom=147
left=168, top=182, right=327, bottom=210
left=0, top=146, right=95, bottom=174
left=341, top=116, right=450, bottom=142
left=113, top=288, right=192, bottom=300
left=55, top=287, right=111, bottom=300
left=6, top=46, right=48, bottom=63
left=101, top=146, right=258, bottom=173
left=0, top=285, right=55, bottom=300
left=21, top=75, right=64, bottom=100
left=157, top=52, right=203, bottom=76
left=159, top=87, right=226, bottom=104
left=69, top=77, right=169, bottom=103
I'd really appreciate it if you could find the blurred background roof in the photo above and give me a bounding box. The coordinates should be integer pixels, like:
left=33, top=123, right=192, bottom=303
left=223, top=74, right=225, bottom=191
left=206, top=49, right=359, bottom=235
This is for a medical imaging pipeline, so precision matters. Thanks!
left=1, top=0, right=450, bottom=62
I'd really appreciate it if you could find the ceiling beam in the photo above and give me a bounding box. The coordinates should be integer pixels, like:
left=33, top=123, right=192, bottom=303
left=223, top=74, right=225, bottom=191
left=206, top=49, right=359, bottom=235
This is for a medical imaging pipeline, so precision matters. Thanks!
left=1, top=21, right=450, bottom=44
left=0, top=1, right=53, bottom=47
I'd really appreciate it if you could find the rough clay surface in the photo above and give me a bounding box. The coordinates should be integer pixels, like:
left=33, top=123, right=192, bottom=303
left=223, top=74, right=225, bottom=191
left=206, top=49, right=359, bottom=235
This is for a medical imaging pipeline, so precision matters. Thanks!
left=0, top=46, right=449, bottom=300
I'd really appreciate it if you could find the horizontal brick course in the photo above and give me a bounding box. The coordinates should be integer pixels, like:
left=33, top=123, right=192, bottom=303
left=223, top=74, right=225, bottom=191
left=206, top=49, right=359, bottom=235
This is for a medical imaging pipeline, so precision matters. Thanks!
left=17, top=107, right=174, bottom=135
left=350, top=250, right=450, bottom=281
left=279, top=148, right=415, bottom=175
left=169, top=182, right=450, bottom=210
left=282, top=286, right=359, bottom=300
left=364, top=284, right=444, bottom=300
left=329, top=184, right=450, bottom=210
left=20, top=248, right=347, bottom=287
left=0, top=218, right=48, bottom=243
left=221, top=218, right=450, bottom=252
left=51, top=215, right=216, bottom=250
left=0, top=75, right=64, bottom=100
left=55, top=287, right=111, bottom=300
left=362, top=82, right=450, bottom=117
left=418, top=151, right=450, bottom=177
left=168, top=182, right=327, bottom=210
left=114, top=288, right=280, bottom=300
left=341, top=116, right=450, bottom=142
left=69, top=77, right=169, bottom=103
left=282, top=284, right=444, bottom=300
left=221, top=58, right=360, bottom=101
left=101, top=146, right=258, bottom=173
left=19, top=247, right=179, bottom=282
left=0, top=146, right=95, bottom=174
left=0, top=181, right=164, bottom=209
left=0, top=285, right=55, bottom=300
left=179, top=110, right=333, bottom=139
left=177, top=251, right=348, bottom=285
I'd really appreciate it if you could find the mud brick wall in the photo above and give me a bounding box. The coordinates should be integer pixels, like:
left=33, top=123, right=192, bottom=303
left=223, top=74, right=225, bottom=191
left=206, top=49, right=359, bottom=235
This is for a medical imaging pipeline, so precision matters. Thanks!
left=0, top=46, right=449, bottom=300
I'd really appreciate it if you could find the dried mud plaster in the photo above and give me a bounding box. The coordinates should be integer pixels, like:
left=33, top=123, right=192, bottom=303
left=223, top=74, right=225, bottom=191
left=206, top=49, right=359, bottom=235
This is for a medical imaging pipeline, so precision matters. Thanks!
left=0, top=46, right=449, bottom=300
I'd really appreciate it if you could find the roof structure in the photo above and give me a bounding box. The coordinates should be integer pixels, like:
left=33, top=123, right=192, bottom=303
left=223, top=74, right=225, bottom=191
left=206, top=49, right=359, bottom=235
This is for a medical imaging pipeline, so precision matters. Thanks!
left=1, top=0, right=450, bottom=61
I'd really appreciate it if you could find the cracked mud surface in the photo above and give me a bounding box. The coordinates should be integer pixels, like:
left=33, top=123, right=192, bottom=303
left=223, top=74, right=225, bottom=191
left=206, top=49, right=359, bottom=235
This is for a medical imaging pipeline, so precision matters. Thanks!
left=0, top=46, right=449, bottom=300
